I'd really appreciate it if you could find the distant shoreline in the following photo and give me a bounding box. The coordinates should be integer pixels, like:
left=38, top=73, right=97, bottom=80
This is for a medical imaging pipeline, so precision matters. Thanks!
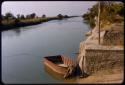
left=1, top=16, right=79, bottom=31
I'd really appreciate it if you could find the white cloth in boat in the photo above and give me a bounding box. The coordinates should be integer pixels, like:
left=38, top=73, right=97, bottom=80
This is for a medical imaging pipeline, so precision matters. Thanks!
left=57, top=64, right=68, bottom=67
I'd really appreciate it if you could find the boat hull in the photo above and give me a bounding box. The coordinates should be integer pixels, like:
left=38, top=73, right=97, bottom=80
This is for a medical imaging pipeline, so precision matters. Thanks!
left=43, top=55, right=76, bottom=76
left=44, top=57, right=67, bottom=76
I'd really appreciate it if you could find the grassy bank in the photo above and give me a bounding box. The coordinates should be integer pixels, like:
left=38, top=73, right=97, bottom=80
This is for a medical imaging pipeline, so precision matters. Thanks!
left=1, top=16, right=78, bottom=31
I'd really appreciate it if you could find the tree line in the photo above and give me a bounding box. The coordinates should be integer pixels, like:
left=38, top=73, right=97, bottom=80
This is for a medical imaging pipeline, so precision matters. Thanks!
left=1, top=12, right=70, bottom=20
left=1, top=12, right=77, bottom=31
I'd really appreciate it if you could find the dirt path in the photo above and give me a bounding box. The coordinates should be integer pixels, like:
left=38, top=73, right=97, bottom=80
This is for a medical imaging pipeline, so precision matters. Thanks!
left=76, top=68, right=124, bottom=84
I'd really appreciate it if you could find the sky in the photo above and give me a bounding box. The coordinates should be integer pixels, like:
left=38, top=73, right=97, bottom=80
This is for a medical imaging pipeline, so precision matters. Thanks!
left=2, top=1, right=97, bottom=17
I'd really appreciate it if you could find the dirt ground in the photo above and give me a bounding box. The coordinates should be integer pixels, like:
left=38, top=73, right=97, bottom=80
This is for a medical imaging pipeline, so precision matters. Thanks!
left=76, top=67, right=124, bottom=84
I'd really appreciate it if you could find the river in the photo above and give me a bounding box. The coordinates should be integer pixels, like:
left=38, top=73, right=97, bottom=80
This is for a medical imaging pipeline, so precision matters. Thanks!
left=2, top=17, right=90, bottom=84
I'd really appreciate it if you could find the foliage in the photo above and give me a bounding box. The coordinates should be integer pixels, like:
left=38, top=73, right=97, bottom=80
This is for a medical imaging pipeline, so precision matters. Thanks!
left=83, top=1, right=124, bottom=28
left=1, top=12, right=73, bottom=31
left=64, top=15, right=69, bottom=18
left=30, top=13, right=36, bottom=18
left=57, top=14, right=63, bottom=19
left=17, top=14, right=20, bottom=19
left=4, top=12, right=15, bottom=20
left=20, top=15, right=25, bottom=19
left=42, top=14, right=46, bottom=18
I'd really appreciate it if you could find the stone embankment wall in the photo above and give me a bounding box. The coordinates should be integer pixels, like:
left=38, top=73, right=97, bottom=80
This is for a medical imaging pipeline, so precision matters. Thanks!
left=78, top=22, right=124, bottom=75
left=78, top=42, right=124, bottom=75
left=85, top=48, right=124, bottom=74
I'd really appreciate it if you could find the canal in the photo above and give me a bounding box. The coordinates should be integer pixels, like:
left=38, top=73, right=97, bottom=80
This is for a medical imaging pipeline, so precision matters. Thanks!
left=2, top=17, right=90, bottom=84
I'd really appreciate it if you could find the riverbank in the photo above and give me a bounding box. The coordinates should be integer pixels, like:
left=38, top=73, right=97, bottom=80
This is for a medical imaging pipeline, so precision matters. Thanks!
left=1, top=16, right=78, bottom=31
left=76, top=67, right=123, bottom=84
left=77, top=21, right=124, bottom=84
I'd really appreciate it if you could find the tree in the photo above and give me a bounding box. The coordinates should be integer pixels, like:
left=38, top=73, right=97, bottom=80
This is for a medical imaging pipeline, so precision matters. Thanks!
left=64, top=15, right=69, bottom=18
left=42, top=14, right=46, bottom=18
left=57, top=14, right=63, bottom=19
left=15, top=19, right=20, bottom=24
left=1, top=15, right=5, bottom=20
left=20, top=15, right=25, bottom=19
left=26, top=15, right=30, bottom=19
left=30, top=13, right=36, bottom=18
left=5, top=12, right=15, bottom=20
left=17, top=14, right=20, bottom=19
left=83, top=1, right=124, bottom=28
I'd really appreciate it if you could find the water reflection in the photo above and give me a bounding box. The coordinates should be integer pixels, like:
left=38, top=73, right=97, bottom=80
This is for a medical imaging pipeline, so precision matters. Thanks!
left=44, top=65, right=77, bottom=83
left=58, top=19, right=69, bottom=25
left=2, top=25, right=37, bottom=38
left=2, top=29, right=21, bottom=38
left=13, top=29, right=21, bottom=36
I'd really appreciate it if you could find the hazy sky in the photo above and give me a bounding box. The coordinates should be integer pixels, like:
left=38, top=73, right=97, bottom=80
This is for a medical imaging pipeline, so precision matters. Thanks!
left=2, top=1, right=97, bottom=17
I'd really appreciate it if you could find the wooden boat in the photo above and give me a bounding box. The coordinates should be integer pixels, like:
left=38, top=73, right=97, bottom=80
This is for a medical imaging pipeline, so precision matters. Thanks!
left=43, top=55, right=76, bottom=77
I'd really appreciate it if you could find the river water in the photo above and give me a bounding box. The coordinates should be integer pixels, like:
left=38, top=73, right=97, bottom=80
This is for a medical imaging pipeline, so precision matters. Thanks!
left=2, top=17, right=90, bottom=84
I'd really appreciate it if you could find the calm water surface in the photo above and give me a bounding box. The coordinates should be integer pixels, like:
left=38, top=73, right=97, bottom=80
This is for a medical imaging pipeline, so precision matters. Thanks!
left=2, top=17, right=90, bottom=84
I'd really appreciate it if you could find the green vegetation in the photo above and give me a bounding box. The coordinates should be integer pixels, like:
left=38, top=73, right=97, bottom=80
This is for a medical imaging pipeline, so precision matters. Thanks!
left=82, top=1, right=124, bottom=28
left=1, top=12, right=78, bottom=31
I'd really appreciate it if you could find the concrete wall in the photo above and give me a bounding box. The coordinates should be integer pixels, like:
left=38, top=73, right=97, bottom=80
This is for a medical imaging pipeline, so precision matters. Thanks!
left=78, top=42, right=124, bottom=75
left=85, top=49, right=124, bottom=74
